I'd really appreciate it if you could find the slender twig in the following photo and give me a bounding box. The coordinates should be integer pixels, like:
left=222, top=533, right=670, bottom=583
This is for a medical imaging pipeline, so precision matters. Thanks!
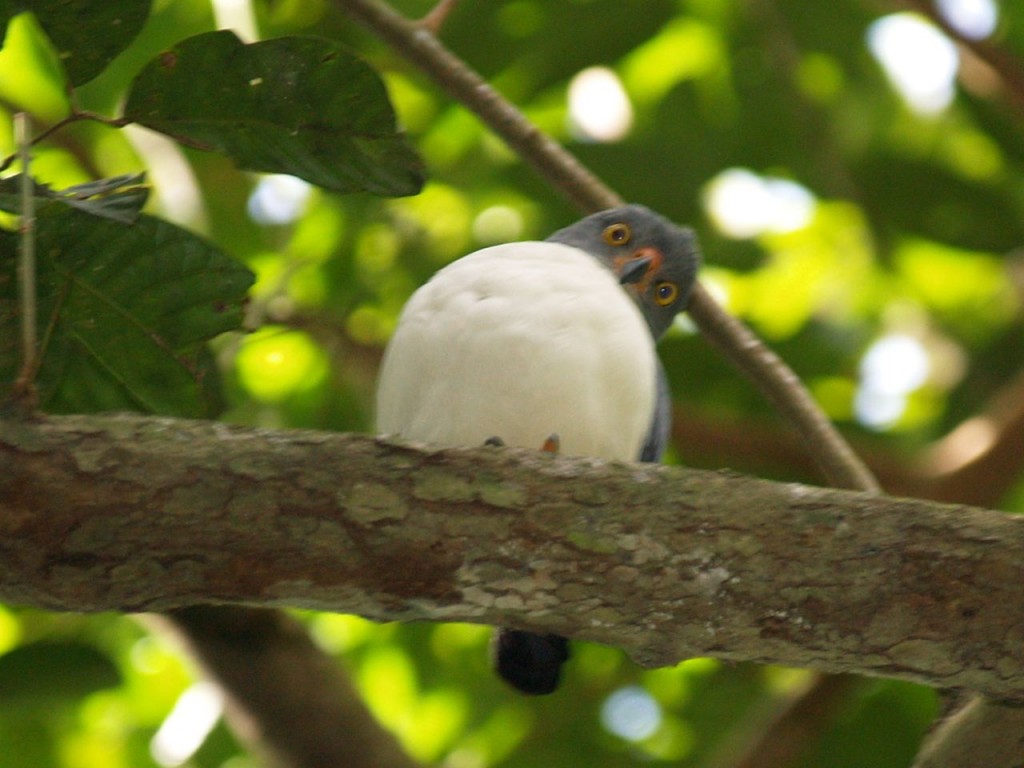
left=13, top=114, right=39, bottom=400
left=418, top=0, right=461, bottom=34
left=0, top=109, right=131, bottom=174
left=331, top=0, right=879, bottom=493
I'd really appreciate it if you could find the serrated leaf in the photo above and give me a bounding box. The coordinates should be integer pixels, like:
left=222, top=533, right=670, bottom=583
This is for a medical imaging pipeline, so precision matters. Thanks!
left=123, top=30, right=426, bottom=196
left=0, top=642, right=121, bottom=707
left=1, top=0, right=153, bottom=86
left=0, top=173, right=149, bottom=224
left=0, top=206, right=254, bottom=416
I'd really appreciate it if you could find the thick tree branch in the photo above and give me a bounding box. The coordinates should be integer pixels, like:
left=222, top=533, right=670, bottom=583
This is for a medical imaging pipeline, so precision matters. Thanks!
left=2, top=412, right=1023, bottom=700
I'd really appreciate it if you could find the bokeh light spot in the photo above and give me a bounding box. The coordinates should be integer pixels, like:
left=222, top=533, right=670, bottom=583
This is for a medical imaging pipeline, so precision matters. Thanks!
left=235, top=328, right=328, bottom=402
left=601, top=685, right=663, bottom=742
left=936, top=0, right=998, bottom=40
left=856, top=334, right=931, bottom=428
left=248, top=175, right=313, bottom=225
left=703, top=168, right=815, bottom=239
left=472, top=205, right=525, bottom=244
left=867, top=14, right=958, bottom=114
left=150, top=682, right=223, bottom=767
left=568, top=66, right=634, bottom=142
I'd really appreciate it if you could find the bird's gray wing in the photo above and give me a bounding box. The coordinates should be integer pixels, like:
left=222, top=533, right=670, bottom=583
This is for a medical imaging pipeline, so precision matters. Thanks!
left=638, top=358, right=671, bottom=463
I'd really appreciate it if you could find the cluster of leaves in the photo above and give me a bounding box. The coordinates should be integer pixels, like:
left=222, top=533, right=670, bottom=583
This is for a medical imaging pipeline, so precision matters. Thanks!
left=1, top=1, right=1023, bottom=767
left=0, top=1, right=425, bottom=417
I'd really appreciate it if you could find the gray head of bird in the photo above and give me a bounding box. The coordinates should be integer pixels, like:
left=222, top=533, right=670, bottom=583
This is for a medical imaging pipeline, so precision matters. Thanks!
left=546, top=204, right=701, bottom=341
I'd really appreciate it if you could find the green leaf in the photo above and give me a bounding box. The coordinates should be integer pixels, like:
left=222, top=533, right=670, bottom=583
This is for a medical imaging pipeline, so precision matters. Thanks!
left=1, top=0, right=153, bottom=86
left=0, top=173, right=149, bottom=224
left=122, top=30, right=426, bottom=196
left=0, top=642, right=121, bottom=707
left=0, top=206, right=254, bottom=416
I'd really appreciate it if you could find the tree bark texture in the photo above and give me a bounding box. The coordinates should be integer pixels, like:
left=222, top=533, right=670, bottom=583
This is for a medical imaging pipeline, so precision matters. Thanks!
left=2, top=412, right=1023, bottom=700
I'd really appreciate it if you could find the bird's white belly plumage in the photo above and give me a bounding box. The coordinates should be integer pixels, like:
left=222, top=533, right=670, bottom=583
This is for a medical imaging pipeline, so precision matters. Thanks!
left=376, top=242, right=657, bottom=460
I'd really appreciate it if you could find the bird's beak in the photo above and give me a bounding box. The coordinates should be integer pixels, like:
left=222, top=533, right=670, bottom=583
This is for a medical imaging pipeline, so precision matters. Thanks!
left=618, top=254, right=653, bottom=285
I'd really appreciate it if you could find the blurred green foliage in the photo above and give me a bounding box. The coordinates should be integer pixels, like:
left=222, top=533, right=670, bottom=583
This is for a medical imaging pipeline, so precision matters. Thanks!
left=2, top=0, right=1022, bottom=766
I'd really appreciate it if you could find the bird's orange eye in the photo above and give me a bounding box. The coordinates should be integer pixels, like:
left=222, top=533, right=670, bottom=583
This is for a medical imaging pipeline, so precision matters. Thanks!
left=602, top=223, right=631, bottom=246
left=654, top=281, right=679, bottom=306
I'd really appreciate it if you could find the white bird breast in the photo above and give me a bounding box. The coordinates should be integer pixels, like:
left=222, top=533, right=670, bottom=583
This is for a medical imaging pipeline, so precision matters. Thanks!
left=376, top=241, right=657, bottom=460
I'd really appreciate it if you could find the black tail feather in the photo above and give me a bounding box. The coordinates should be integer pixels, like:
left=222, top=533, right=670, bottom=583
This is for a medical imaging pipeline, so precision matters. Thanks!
left=493, top=629, right=569, bottom=695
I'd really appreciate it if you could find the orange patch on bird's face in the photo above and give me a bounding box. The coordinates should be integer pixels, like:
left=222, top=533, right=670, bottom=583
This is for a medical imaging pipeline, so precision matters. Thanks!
left=615, top=246, right=663, bottom=296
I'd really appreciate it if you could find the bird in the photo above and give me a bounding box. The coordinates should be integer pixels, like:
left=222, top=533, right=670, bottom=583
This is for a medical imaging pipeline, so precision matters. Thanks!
left=375, top=204, right=700, bottom=694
